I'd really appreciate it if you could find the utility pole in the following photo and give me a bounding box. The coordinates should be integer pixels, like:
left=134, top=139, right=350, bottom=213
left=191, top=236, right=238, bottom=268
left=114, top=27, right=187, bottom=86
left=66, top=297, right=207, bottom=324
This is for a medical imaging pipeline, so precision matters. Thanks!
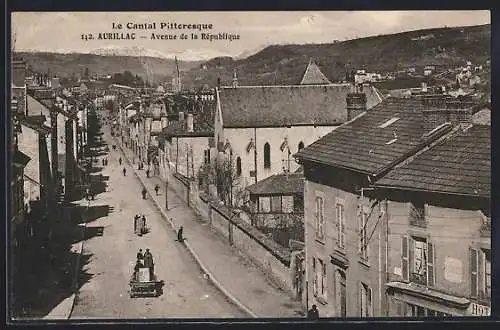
left=165, top=179, right=169, bottom=211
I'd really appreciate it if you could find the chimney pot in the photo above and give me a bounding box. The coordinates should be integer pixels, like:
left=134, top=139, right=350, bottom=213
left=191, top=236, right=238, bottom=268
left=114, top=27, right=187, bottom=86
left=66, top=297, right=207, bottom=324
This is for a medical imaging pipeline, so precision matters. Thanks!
left=187, top=113, right=194, bottom=132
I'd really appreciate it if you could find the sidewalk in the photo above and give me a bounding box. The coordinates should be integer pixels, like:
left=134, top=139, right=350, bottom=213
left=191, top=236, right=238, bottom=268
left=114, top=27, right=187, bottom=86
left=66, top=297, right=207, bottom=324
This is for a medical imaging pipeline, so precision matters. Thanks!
left=118, top=141, right=305, bottom=318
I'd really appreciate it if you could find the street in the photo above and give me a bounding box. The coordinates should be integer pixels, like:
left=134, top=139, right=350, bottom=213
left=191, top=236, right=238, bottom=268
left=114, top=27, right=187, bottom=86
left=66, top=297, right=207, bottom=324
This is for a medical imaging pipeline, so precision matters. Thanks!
left=70, top=131, right=245, bottom=319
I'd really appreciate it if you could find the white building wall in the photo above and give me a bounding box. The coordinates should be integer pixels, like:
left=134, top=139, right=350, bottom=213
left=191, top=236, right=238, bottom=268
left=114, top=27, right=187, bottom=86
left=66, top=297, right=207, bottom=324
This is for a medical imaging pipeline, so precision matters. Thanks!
left=223, top=125, right=338, bottom=188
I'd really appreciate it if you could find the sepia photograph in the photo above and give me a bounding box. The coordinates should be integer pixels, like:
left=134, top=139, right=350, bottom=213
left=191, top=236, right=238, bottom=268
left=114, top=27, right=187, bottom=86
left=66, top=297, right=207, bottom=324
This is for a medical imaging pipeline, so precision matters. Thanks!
left=9, top=10, right=491, bottom=321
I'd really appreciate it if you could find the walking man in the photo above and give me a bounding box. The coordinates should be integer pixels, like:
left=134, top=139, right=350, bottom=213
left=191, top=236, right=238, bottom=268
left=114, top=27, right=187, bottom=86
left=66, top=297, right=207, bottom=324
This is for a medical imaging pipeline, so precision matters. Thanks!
left=154, top=184, right=160, bottom=195
left=142, top=187, right=147, bottom=200
left=136, top=249, right=143, bottom=260
left=146, top=168, right=150, bottom=178
left=123, top=167, right=127, bottom=176
left=119, top=157, right=122, bottom=165
left=177, top=226, right=184, bottom=243
left=307, top=304, right=319, bottom=320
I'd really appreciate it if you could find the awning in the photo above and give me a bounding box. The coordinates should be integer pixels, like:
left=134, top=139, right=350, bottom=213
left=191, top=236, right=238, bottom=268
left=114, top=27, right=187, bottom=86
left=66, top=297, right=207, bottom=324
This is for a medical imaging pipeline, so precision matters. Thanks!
left=386, top=281, right=470, bottom=315
left=13, top=150, right=31, bottom=167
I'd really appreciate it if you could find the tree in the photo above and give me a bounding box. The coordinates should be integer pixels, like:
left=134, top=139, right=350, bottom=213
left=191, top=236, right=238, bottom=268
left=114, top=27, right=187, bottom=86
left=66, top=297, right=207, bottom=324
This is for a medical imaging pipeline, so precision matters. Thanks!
left=198, top=154, right=246, bottom=207
left=84, top=67, right=90, bottom=79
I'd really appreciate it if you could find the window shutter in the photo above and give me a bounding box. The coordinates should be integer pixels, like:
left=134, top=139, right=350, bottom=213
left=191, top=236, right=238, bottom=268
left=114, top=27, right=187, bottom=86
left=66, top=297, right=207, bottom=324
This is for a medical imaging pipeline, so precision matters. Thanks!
left=470, top=248, right=478, bottom=298
left=478, top=249, right=484, bottom=299
left=314, top=198, right=319, bottom=235
left=319, top=198, right=324, bottom=238
left=359, top=211, right=363, bottom=253
left=322, top=261, right=326, bottom=297
left=409, top=237, right=415, bottom=277
left=368, top=287, right=372, bottom=316
left=427, top=241, right=435, bottom=287
left=402, top=236, right=409, bottom=281
left=312, top=258, right=318, bottom=296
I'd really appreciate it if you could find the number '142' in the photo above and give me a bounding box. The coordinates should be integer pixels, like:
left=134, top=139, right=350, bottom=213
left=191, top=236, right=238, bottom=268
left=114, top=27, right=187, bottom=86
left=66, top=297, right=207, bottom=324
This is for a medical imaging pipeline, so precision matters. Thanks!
left=81, top=34, right=93, bottom=41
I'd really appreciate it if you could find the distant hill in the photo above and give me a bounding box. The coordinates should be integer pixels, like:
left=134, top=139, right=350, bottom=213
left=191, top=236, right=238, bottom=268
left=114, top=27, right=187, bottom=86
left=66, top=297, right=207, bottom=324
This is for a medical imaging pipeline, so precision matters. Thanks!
left=181, top=24, right=490, bottom=89
left=13, top=51, right=202, bottom=84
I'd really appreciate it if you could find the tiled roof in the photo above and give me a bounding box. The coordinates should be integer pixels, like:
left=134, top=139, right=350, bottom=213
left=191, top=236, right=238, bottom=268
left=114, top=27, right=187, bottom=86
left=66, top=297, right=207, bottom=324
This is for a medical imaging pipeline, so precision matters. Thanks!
left=246, top=173, right=304, bottom=195
left=162, top=110, right=214, bottom=138
left=375, top=125, right=490, bottom=198
left=294, top=97, right=453, bottom=176
left=300, top=60, right=332, bottom=85
left=218, top=84, right=382, bottom=128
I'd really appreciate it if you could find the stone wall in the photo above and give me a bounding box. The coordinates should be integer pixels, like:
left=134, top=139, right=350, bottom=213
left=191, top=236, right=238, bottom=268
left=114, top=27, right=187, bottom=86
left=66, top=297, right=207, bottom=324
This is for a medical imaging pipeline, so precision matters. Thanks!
left=197, top=193, right=296, bottom=296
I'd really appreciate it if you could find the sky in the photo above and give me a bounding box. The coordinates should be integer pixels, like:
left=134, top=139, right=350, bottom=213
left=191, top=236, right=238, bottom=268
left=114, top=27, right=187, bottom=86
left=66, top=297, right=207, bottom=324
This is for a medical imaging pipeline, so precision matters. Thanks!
left=11, top=11, right=490, bottom=60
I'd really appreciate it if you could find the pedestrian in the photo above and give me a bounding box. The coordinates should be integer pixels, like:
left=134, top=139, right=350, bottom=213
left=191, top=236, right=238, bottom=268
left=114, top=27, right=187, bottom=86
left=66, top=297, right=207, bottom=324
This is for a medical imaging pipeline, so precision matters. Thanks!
left=102, top=158, right=105, bottom=166
left=119, top=157, right=122, bottom=165
left=142, top=187, right=147, bottom=199
left=146, top=169, right=150, bottom=178
left=91, top=190, right=96, bottom=200
left=136, top=249, right=143, bottom=260
left=177, top=226, right=184, bottom=242
left=307, top=304, right=319, bottom=320
left=123, top=167, right=127, bottom=176
left=143, top=248, right=154, bottom=280
left=141, top=215, right=147, bottom=233
left=154, top=184, right=160, bottom=195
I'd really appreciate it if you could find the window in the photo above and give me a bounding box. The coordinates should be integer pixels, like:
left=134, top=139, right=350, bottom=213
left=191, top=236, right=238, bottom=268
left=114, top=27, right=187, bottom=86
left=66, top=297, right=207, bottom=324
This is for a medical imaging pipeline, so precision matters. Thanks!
left=263, top=142, right=271, bottom=169
left=298, top=141, right=305, bottom=151
left=470, top=248, right=491, bottom=300
left=402, top=236, right=434, bottom=286
left=315, top=194, right=325, bottom=240
left=407, top=304, right=451, bottom=317
left=313, top=258, right=327, bottom=299
left=409, top=201, right=426, bottom=227
left=236, top=157, right=242, bottom=176
left=336, top=270, right=347, bottom=317
left=336, top=201, right=345, bottom=249
left=271, top=196, right=282, bottom=213
left=359, top=206, right=369, bottom=260
left=259, top=196, right=271, bottom=213
left=359, top=282, right=372, bottom=317
left=204, top=149, right=210, bottom=165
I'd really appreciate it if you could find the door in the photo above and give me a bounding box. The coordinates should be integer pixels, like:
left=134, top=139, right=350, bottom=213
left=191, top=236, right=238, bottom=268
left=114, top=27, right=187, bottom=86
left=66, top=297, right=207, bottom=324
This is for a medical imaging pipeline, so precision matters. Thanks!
left=338, top=270, right=347, bottom=317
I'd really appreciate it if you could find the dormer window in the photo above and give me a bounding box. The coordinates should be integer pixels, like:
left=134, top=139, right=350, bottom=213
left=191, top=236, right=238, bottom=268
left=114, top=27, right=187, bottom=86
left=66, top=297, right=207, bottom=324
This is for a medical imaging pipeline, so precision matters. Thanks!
left=379, top=117, right=400, bottom=128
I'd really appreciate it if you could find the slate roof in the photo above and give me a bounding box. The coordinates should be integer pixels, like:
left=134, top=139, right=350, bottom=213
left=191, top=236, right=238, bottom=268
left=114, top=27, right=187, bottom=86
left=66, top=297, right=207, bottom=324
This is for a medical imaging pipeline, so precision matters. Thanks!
left=162, top=110, right=214, bottom=138
left=246, top=173, right=304, bottom=196
left=375, top=125, right=490, bottom=198
left=218, top=84, right=382, bottom=128
left=294, top=97, right=454, bottom=176
left=300, top=60, right=332, bottom=85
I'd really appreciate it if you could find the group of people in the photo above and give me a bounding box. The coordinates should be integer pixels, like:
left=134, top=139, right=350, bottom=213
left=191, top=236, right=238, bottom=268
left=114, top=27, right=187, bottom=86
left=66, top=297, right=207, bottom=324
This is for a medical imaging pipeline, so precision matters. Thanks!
left=101, top=158, right=109, bottom=166
left=134, top=214, right=147, bottom=235
left=134, top=248, right=155, bottom=281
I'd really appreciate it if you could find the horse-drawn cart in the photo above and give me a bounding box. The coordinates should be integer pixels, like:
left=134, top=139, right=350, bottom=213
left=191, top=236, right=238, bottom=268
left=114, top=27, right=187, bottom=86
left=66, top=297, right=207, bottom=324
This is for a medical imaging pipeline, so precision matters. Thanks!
left=129, top=267, right=164, bottom=298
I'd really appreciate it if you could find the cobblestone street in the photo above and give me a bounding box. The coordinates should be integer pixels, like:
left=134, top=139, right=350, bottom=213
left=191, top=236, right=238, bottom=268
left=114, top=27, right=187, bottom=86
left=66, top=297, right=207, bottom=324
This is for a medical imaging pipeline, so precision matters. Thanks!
left=70, top=139, right=245, bottom=319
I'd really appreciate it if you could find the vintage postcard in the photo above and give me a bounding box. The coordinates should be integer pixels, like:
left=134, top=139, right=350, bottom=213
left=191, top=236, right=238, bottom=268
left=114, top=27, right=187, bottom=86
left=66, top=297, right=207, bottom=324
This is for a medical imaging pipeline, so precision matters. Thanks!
left=9, top=11, right=491, bottom=321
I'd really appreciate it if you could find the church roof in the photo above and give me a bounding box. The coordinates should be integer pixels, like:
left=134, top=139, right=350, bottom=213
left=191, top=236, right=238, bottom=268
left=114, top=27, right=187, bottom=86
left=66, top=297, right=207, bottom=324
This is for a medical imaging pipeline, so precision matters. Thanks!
left=300, top=59, right=332, bottom=85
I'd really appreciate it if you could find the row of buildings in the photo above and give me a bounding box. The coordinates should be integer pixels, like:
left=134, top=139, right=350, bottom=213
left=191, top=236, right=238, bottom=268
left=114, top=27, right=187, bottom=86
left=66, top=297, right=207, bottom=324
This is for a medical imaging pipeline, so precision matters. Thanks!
left=11, top=58, right=91, bottom=251
left=114, top=59, right=490, bottom=317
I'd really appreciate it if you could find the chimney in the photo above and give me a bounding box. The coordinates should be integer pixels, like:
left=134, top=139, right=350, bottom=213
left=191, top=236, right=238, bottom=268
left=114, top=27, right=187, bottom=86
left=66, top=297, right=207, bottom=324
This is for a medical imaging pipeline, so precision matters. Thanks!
left=178, top=111, right=185, bottom=122
left=232, top=70, right=238, bottom=88
left=421, top=82, right=428, bottom=92
left=187, top=113, right=194, bottom=132
left=12, top=59, right=26, bottom=87
left=346, top=91, right=367, bottom=121
left=422, top=96, right=475, bottom=131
